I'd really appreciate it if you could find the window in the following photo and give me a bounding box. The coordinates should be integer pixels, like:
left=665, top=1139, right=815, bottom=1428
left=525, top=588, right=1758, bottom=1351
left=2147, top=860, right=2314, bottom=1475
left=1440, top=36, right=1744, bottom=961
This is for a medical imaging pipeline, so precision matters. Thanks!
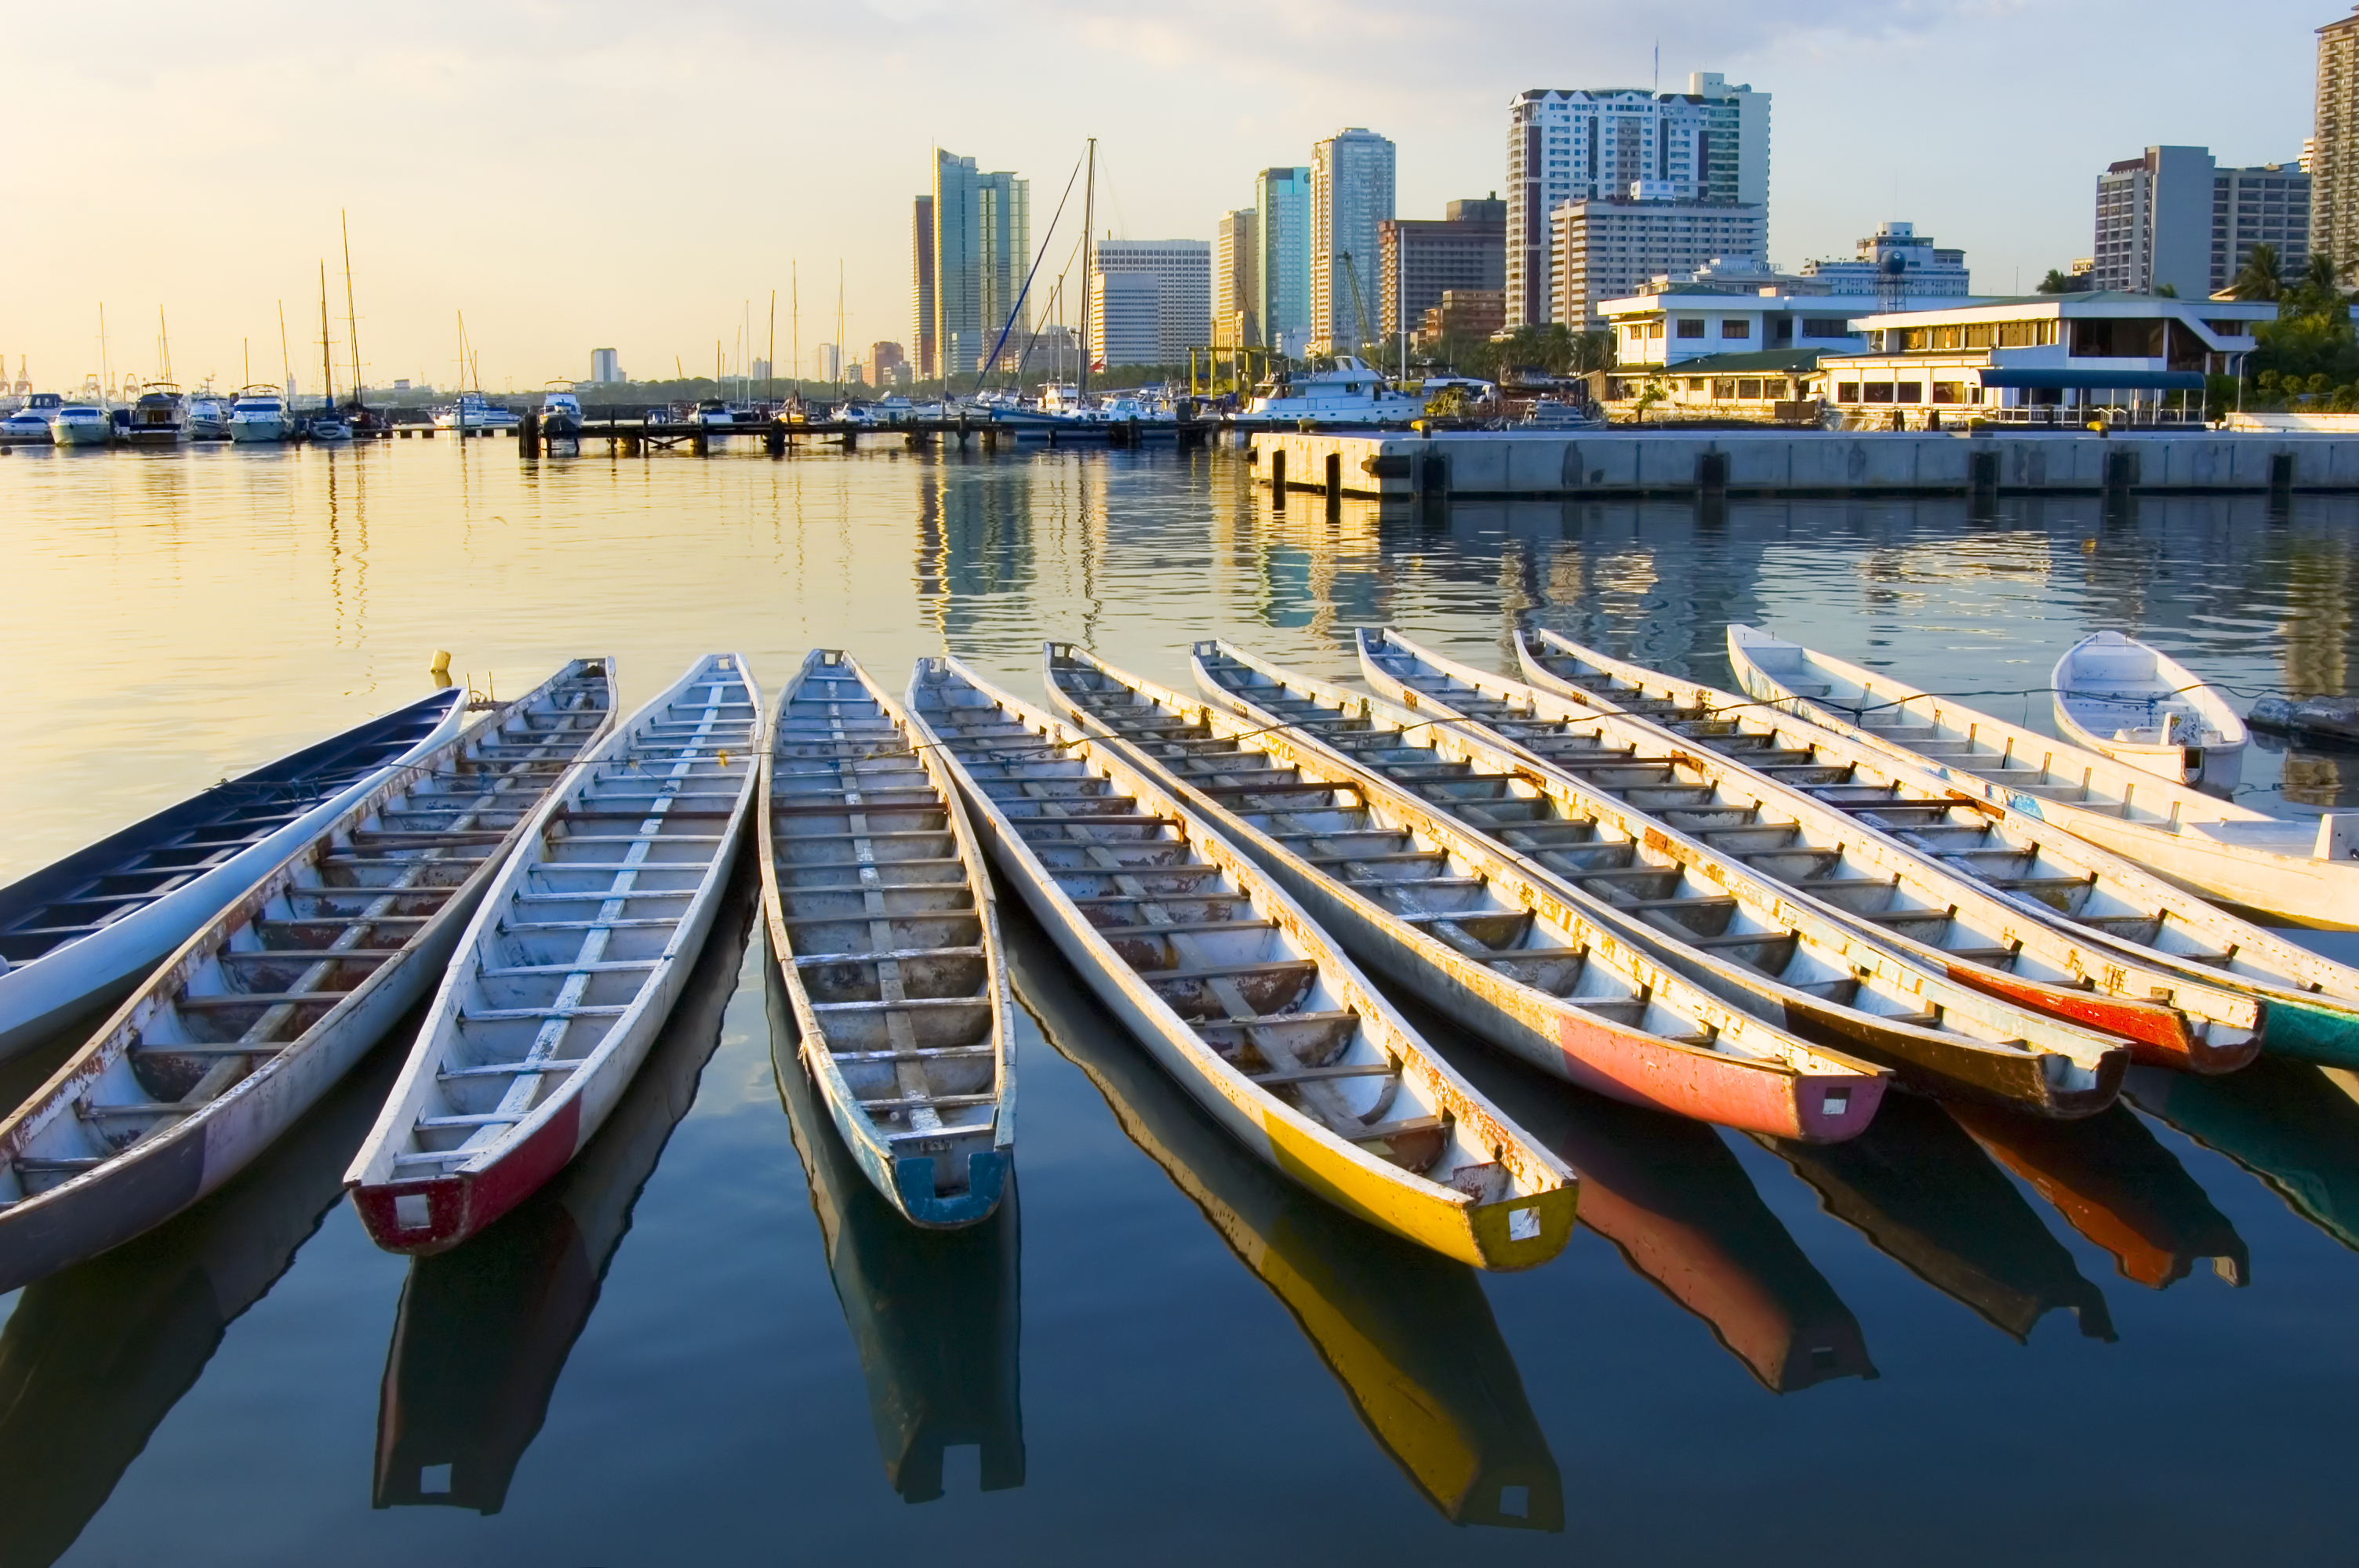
left=1932, top=381, right=1965, bottom=404
left=1647, top=322, right=1664, bottom=339
left=1837, top=382, right=1860, bottom=402
left=1934, top=325, right=1965, bottom=350
left=1736, top=378, right=1764, bottom=399
left=1965, top=324, right=1995, bottom=348
left=1863, top=383, right=1895, bottom=402
left=1895, top=383, right=1924, bottom=402
left=1713, top=379, right=1736, bottom=400
left=1676, top=318, right=1707, bottom=339
left=1801, top=318, right=1852, bottom=339
left=1996, top=320, right=2041, bottom=348
left=1721, top=318, right=1750, bottom=339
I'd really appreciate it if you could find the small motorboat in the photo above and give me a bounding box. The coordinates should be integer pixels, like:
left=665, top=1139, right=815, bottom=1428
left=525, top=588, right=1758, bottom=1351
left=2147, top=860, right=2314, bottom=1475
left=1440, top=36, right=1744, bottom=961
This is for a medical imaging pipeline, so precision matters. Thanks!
left=1725, top=624, right=2359, bottom=930
left=759, top=650, right=1015, bottom=1229
left=689, top=399, right=737, bottom=434
left=0, top=688, right=466, bottom=1057
left=345, top=654, right=760, bottom=1254
left=0, top=662, right=616, bottom=1295
left=540, top=389, right=583, bottom=439
left=49, top=404, right=113, bottom=447
left=2052, top=631, right=2248, bottom=791
left=0, top=393, right=60, bottom=444
left=905, top=655, right=1577, bottom=1270
left=227, top=388, right=292, bottom=444
left=307, top=416, right=354, bottom=444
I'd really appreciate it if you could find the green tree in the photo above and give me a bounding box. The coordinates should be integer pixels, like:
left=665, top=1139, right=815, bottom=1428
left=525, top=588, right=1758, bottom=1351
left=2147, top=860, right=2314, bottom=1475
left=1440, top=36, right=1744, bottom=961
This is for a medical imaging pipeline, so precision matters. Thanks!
left=2036, top=268, right=2092, bottom=294
left=2232, top=244, right=2284, bottom=301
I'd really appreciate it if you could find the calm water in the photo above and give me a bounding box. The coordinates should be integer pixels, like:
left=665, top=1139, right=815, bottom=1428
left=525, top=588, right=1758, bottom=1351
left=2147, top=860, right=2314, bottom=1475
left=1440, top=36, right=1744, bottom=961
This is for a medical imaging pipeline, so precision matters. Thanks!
left=3, top=437, right=2358, bottom=1565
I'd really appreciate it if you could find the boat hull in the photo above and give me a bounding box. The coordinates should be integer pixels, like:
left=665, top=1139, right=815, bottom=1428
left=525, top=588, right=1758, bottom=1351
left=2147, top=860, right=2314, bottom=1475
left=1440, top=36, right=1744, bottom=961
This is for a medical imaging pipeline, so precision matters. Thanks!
left=49, top=419, right=111, bottom=447
left=228, top=419, right=289, bottom=444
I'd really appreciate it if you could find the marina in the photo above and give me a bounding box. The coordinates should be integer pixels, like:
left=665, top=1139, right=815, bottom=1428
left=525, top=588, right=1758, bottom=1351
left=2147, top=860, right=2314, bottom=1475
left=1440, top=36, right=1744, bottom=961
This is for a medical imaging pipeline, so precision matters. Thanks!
left=0, top=438, right=2355, bottom=1562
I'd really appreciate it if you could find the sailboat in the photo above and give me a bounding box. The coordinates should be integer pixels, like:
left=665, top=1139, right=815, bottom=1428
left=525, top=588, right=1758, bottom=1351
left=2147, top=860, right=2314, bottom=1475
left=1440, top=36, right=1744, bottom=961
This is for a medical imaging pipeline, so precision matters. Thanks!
left=308, top=262, right=353, bottom=443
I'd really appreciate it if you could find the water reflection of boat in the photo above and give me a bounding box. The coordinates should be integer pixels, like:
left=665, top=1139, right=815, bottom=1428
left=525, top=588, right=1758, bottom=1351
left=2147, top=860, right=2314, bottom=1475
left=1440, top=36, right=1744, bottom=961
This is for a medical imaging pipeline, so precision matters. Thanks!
left=0, top=1011, right=408, bottom=1568
left=371, top=874, right=755, bottom=1515
left=767, top=947, right=1023, bottom=1504
left=2125, top=1061, right=2359, bottom=1254
left=1003, top=908, right=1558, bottom=1531
left=1453, top=1043, right=1874, bottom=1393
left=1946, top=1102, right=2248, bottom=1290
left=1756, top=1094, right=2116, bottom=1343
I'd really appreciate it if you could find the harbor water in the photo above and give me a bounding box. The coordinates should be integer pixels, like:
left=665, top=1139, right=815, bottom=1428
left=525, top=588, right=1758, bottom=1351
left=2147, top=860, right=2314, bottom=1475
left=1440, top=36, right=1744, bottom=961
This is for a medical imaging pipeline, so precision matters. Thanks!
left=2, top=437, right=2357, bottom=1564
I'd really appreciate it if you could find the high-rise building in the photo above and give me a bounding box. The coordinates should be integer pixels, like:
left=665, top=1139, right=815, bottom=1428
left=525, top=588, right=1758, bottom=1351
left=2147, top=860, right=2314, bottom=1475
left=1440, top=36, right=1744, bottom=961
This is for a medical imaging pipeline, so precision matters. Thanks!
left=2094, top=147, right=2310, bottom=296
left=1089, top=271, right=1162, bottom=368
left=1254, top=167, right=1312, bottom=357
left=1505, top=72, right=1770, bottom=328
left=1379, top=198, right=1507, bottom=337
left=1310, top=129, right=1396, bottom=354
left=932, top=149, right=1030, bottom=380
left=1552, top=198, right=1767, bottom=329
left=872, top=342, right=907, bottom=384
left=2317, top=7, right=2359, bottom=279
left=1091, top=239, right=1211, bottom=366
left=589, top=347, right=622, bottom=383
left=911, top=195, right=936, bottom=379
left=1800, top=222, right=1972, bottom=297
left=1216, top=209, right=1259, bottom=346
left=814, top=343, right=840, bottom=382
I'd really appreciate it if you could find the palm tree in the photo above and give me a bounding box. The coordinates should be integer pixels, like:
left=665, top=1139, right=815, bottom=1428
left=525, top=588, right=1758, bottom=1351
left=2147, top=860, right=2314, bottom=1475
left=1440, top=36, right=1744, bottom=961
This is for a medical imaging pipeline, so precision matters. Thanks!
left=2233, top=244, right=2283, bottom=300
left=2305, top=250, right=2351, bottom=292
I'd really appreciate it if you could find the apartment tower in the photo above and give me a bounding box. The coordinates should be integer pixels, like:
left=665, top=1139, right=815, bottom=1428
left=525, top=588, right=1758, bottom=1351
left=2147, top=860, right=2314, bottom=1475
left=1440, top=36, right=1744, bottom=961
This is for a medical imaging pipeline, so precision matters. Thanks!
left=1310, top=129, right=1396, bottom=354
left=932, top=149, right=1030, bottom=380
left=911, top=195, right=937, bottom=379
left=2317, top=7, right=2359, bottom=279
left=1255, top=166, right=1312, bottom=355
left=1505, top=72, right=1769, bottom=328
left=1215, top=209, right=1259, bottom=346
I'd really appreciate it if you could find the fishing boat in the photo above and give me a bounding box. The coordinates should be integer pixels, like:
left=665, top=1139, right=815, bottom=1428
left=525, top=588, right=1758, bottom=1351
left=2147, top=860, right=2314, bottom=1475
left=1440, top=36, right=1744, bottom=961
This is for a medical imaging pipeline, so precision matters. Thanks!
left=1246, top=356, right=1423, bottom=424
left=1044, top=644, right=1888, bottom=1141
left=227, top=387, right=292, bottom=444
left=0, top=688, right=465, bottom=1058
left=1194, top=641, right=2128, bottom=1116
left=49, top=403, right=112, bottom=447
left=2051, top=631, right=2249, bottom=791
left=1365, top=628, right=2261, bottom=1076
left=1, top=393, right=61, bottom=443
left=759, top=649, right=1013, bottom=1229
left=123, top=383, right=184, bottom=447
left=769, top=953, right=1023, bottom=1503
left=346, top=654, right=759, bottom=1254
left=1725, top=624, right=2359, bottom=928
left=904, top=656, right=1576, bottom=1270
left=1006, top=907, right=1555, bottom=1526
left=1520, top=625, right=2359, bottom=1068
left=0, top=662, right=616, bottom=1294
left=376, top=873, right=753, bottom=1515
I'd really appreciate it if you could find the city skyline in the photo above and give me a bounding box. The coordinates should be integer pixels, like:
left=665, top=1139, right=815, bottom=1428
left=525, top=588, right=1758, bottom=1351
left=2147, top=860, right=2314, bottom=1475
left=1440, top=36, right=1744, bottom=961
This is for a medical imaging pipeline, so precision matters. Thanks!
left=0, top=0, right=2332, bottom=390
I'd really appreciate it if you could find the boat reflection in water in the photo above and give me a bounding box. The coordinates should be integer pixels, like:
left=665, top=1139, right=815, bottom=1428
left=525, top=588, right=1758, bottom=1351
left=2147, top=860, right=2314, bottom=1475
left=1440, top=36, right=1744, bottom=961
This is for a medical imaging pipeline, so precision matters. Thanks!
left=1003, top=910, right=1559, bottom=1531
left=1756, top=1095, right=2117, bottom=1343
left=766, top=945, right=1023, bottom=1504
left=373, top=877, right=757, bottom=1515
left=0, top=1009, right=409, bottom=1568
left=1947, top=1103, right=2248, bottom=1290
left=2126, top=1061, right=2359, bottom=1254
left=1439, top=1029, right=1873, bottom=1393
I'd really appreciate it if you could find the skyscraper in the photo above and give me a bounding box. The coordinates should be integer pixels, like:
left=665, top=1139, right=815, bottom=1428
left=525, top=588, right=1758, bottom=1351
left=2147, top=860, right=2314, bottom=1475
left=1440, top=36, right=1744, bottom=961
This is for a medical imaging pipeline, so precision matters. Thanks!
left=589, top=347, right=621, bottom=383
left=932, top=149, right=1031, bottom=381
left=1216, top=209, right=1259, bottom=346
left=2317, top=7, right=2359, bottom=280
left=911, top=195, right=936, bottom=379
left=1255, top=166, right=1312, bottom=356
left=1091, top=239, right=1211, bottom=366
left=1505, top=72, right=1770, bottom=328
left=1310, top=129, right=1396, bottom=355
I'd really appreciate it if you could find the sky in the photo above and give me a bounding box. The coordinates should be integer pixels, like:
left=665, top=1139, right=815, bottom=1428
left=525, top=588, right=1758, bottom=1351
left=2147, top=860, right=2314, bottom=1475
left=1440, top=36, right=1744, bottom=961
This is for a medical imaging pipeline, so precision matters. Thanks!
left=5, top=0, right=2337, bottom=394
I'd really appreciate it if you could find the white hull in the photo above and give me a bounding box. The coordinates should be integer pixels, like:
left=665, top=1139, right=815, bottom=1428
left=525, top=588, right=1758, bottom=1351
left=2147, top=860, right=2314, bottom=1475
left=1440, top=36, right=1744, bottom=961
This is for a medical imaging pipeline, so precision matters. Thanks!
left=2051, top=632, right=2248, bottom=791
left=1728, top=624, right=2359, bottom=929
left=49, top=418, right=111, bottom=447
left=228, top=418, right=289, bottom=444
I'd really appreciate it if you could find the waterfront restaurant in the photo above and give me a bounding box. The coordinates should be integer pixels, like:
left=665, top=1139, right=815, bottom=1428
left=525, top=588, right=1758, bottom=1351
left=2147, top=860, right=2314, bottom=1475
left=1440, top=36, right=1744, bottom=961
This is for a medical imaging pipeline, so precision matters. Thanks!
left=1820, top=293, right=2275, bottom=427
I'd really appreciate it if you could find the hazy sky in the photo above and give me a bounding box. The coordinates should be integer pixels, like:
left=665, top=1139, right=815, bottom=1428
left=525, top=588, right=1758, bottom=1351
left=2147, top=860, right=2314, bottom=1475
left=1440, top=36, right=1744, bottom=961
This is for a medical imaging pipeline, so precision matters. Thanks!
left=5, top=1, right=2333, bottom=394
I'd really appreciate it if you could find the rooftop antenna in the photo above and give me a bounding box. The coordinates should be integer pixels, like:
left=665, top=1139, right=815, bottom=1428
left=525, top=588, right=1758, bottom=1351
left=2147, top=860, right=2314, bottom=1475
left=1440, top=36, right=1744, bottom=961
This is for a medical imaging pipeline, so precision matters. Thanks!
left=1653, top=42, right=1659, bottom=96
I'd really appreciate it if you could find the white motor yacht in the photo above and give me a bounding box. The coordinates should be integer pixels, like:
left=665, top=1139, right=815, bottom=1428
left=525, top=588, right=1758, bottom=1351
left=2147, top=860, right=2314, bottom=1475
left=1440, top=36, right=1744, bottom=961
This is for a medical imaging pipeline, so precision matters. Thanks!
left=1247, top=355, right=1423, bottom=423
left=227, top=388, right=292, bottom=444
left=49, top=403, right=114, bottom=446
left=540, top=389, right=583, bottom=437
left=124, top=384, right=187, bottom=447
left=689, top=398, right=737, bottom=430
left=0, top=393, right=60, bottom=444
left=187, top=394, right=231, bottom=441
left=431, top=393, right=521, bottom=432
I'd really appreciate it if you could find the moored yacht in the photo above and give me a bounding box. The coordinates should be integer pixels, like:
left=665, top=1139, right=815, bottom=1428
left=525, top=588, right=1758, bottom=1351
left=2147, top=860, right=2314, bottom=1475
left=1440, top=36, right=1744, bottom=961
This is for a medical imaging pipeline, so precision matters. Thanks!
left=0, top=393, right=60, bottom=444
left=540, top=388, right=583, bottom=437
left=49, top=402, right=113, bottom=446
left=123, top=384, right=186, bottom=447
left=187, top=393, right=231, bottom=441
left=431, top=393, right=521, bottom=432
left=227, top=387, right=292, bottom=444
left=1247, top=355, right=1423, bottom=424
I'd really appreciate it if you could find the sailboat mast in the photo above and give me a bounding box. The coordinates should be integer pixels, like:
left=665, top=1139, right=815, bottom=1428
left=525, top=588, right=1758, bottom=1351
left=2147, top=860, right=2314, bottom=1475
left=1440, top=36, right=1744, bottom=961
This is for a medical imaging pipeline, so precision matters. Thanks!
left=158, top=306, right=173, bottom=386
left=341, top=211, right=362, bottom=407
left=277, top=302, right=291, bottom=398
left=835, top=260, right=845, bottom=397
left=766, top=289, right=776, bottom=406
left=318, top=261, right=336, bottom=410
left=1079, top=137, right=1096, bottom=402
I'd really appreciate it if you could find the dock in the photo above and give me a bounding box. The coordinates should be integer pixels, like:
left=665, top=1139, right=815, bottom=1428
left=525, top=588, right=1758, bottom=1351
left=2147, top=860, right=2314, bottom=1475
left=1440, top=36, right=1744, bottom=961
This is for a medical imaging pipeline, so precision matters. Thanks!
left=1248, top=428, right=2359, bottom=500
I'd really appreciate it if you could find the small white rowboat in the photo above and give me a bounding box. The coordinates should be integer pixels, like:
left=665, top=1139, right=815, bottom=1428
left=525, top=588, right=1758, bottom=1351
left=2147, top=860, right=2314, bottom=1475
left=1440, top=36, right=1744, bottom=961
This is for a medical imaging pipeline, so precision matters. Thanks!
left=2052, top=631, right=2248, bottom=792
left=1727, top=624, right=2359, bottom=930
left=345, top=654, right=760, bottom=1255
left=760, top=649, right=1014, bottom=1229
left=906, top=655, right=1576, bottom=1271
left=0, top=662, right=615, bottom=1294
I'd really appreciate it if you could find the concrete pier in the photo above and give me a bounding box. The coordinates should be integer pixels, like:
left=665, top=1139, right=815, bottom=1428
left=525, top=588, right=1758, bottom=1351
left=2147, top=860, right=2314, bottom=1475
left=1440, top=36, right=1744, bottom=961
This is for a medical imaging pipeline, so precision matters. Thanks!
left=1249, top=428, right=2359, bottom=499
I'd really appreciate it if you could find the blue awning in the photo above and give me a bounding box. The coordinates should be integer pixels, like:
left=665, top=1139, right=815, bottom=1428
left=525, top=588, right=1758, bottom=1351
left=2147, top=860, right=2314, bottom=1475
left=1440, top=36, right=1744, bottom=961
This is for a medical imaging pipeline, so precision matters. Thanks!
left=1978, top=367, right=2205, bottom=390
